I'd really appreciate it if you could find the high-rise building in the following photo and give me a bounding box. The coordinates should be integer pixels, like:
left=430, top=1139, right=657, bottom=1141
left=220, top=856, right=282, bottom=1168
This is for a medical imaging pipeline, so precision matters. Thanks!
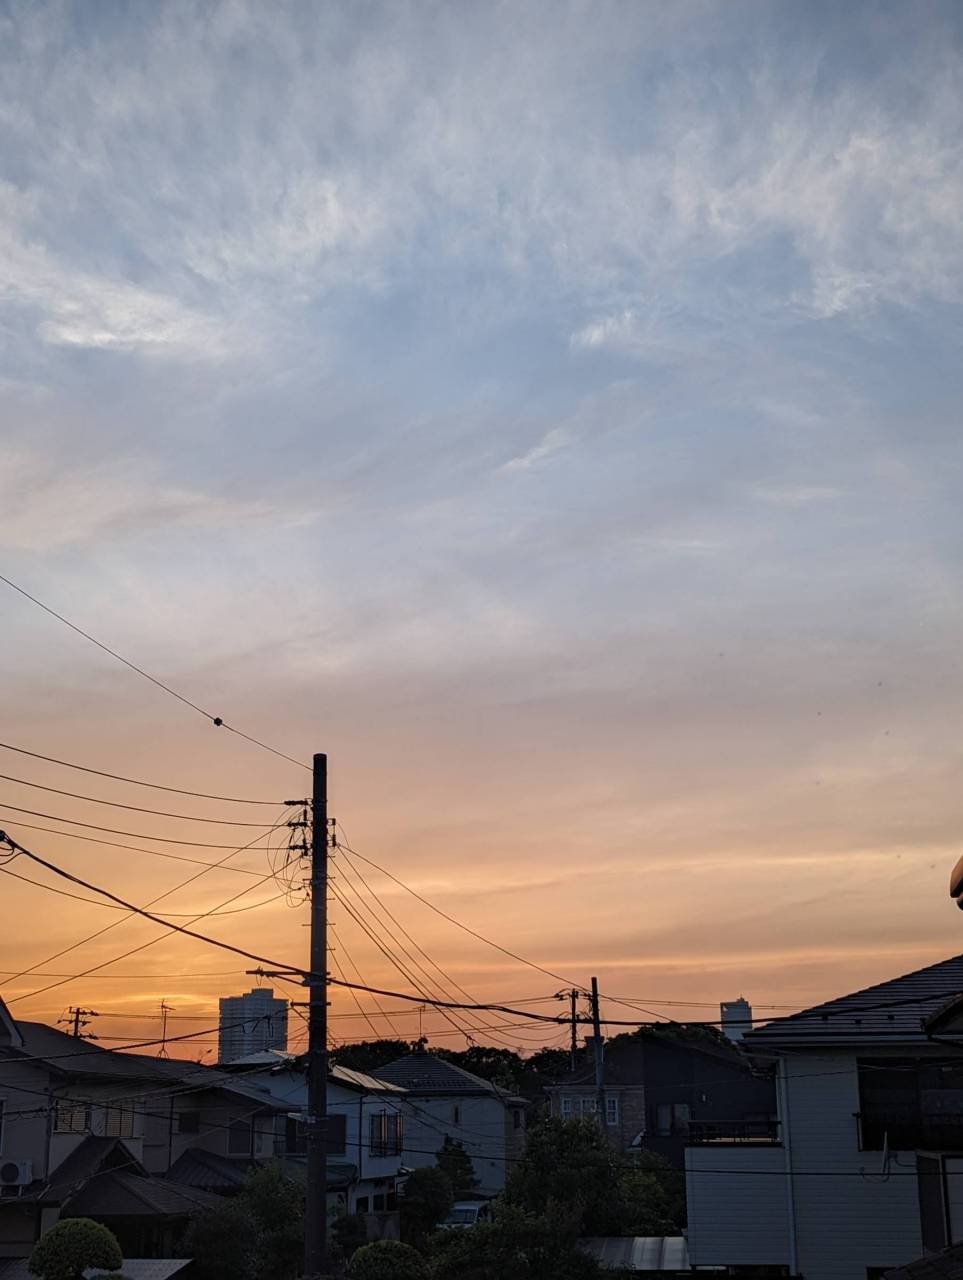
left=218, top=988, right=288, bottom=1063
left=720, top=996, right=752, bottom=1042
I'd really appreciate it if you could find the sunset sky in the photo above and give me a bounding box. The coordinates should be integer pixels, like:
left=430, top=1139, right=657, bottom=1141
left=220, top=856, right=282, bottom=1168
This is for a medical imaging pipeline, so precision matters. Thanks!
left=3, top=0, right=963, bottom=1057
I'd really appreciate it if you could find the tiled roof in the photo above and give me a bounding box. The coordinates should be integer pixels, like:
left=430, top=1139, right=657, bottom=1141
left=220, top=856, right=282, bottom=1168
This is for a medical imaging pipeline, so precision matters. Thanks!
left=66, top=1169, right=225, bottom=1217
left=745, top=953, right=963, bottom=1048
left=373, top=1053, right=509, bottom=1096
left=41, top=1136, right=145, bottom=1205
left=885, top=1242, right=963, bottom=1280
left=3, top=1022, right=282, bottom=1107
left=331, top=1064, right=407, bottom=1094
left=549, top=1032, right=751, bottom=1088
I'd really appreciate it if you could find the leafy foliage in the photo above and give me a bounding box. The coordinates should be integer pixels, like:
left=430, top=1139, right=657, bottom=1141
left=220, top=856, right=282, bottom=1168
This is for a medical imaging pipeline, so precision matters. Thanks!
left=400, top=1167, right=452, bottom=1247
left=435, top=1137, right=478, bottom=1195
left=332, top=1209, right=370, bottom=1261
left=505, top=1116, right=682, bottom=1236
left=29, top=1218, right=122, bottom=1280
left=332, top=1040, right=415, bottom=1074
left=348, top=1239, right=428, bottom=1280
left=183, top=1162, right=303, bottom=1280
left=427, top=1204, right=601, bottom=1280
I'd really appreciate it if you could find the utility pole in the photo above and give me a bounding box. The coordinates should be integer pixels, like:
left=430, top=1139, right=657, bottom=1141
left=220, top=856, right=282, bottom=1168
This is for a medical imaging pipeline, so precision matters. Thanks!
left=590, top=977, right=606, bottom=1127
left=305, top=752, right=329, bottom=1280
left=556, top=989, right=581, bottom=1071
left=570, top=989, right=579, bottom=1072
left=62, top=1008, right=98, bottom=1039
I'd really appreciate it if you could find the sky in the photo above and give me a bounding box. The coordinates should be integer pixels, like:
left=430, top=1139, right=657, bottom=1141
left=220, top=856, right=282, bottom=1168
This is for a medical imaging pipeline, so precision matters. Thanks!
left=2, top=0, right=963, bottom=1057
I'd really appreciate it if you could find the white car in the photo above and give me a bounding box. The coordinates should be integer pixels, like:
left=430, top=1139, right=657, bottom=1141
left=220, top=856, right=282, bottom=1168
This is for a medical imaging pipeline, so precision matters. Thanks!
left=438, top=1200, right=494, bottom=1229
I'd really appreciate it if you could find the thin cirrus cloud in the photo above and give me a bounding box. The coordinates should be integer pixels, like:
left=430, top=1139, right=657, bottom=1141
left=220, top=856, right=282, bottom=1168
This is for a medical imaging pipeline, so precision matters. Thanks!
left=1, top=1, right=963, bottom=1040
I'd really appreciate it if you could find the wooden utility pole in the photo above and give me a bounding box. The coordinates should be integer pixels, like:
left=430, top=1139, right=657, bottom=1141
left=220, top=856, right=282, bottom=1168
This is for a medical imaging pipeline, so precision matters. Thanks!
left=590, top=976, right=606, bottom=1126
left=305, top=752, right=329, bottom=1279
left=569, top=990, right=579, bottom=1071
left=63, top=1008, right=97, bottom=1038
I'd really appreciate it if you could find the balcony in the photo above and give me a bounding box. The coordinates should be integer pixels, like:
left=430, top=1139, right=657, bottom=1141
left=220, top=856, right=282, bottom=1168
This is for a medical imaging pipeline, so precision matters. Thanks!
left=855, top=1111, right=963, bottom=1152
left=687, top=1120, right=780, bottom=1146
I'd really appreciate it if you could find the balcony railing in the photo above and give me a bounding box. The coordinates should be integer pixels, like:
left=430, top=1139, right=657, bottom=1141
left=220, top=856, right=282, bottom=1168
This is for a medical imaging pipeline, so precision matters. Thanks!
left=856, top=1111, right=963, bottom=1152
left=687, top=1120, right=780, bottom=1146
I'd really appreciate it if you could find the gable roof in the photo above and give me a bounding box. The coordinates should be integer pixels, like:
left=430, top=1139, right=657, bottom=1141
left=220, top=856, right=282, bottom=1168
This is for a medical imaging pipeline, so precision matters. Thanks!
left=41, top=1136, right=147, bottom=1206
left=885, top=1240, right=963, bottom=1280
left=548, top=1030, right=753, bottom=1088
left=0, top=996, right=23, bottom=1051
left=3, top=1022, right=282, bottom=1106
left=373, top=1052, right=512, bottom=1098
left=745, top=953, right=963, bottom=1049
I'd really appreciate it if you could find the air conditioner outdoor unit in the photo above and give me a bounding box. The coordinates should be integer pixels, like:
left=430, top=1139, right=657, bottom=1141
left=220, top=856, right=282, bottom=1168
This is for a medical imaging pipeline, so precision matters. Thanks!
left=0, top=1160, right=33, bottom=1188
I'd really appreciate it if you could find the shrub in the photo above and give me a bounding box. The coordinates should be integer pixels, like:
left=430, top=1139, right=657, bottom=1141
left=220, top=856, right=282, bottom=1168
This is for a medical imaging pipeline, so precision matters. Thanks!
left=399, top=1167, right=452, bottom=1246
left=347, top=1239, right=428, bottom=1280
left=29, top=1218, right=123, bottom=1280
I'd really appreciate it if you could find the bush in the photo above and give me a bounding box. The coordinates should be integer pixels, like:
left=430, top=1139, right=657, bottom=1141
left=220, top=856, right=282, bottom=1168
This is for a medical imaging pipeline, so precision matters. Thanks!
left=400, top=1167, right=452, bottom=1246
left=29, top=1218, right=123, bottom=1280
left=348, top=1239, right=428, bottom=1280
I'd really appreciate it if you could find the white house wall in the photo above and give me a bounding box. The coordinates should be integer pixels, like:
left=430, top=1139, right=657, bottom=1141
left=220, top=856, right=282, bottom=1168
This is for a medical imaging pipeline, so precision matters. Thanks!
left=686, top=1051, right=926, bottom=1280
left=397, top=1094, right=509, bottom=1194
left=785, top=1053, right=922, bottom=1280
left=685, top=1144, right=789, bottom=1266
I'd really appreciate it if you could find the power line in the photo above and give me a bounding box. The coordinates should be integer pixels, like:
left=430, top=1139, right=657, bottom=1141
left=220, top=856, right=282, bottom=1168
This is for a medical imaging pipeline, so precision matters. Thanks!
left=335, top=826, right=581, bottom=989
left=0, top=571, right=308, bottom=771
left=0, top=771, right=282, bottom=826
left=0, top=741, right=285, bottom=804
left=0, top=819, right=269, bottom=874
left=0, top=818, right=298, bottom=1002
left=0, top=800, right=286, bottom=847
left=0, top=864, right=289, bottom=918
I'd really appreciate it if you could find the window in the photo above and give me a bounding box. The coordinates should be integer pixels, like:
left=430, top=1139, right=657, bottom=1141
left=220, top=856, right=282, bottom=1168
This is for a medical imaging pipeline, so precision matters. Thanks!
left=513, top=1108, right=523, bottom=1130
left=356, top=1197, right=369, bottom=1214
left=178, top=1110, right=200, bottom=1135
left=654, top=1102, right=689, bottom=1137
left=285, top=1116, right=307, bottom=1155
left=373, top=1194, right=385, bottom=1211
left=560, top=1097, right=572, bottom=1118
left=369, top=1111, right=403, bottom=1157
left=606, top=1096, right=620, bottom=1126
left=104, top=1105, right=136, bottom=1138
left=327, top=1113, right=347, bottom=1156
left=228, top=1118, right=253, bottom=1155
left=452, top=1105, right=460, bottom=1126
left=54, top=1100, right=89, bottom=1135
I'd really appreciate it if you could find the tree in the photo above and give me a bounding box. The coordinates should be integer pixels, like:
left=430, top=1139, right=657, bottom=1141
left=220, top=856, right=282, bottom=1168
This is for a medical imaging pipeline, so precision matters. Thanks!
left=29, top=1219, right=123, bottom=1280
left=427, top=1204, right=601, bottom=1280
left=332, top=1040, right=414, bottom=1074
left=435, top=1137, right=478, bottom=1195
left=183, top=1162, right=303, bottom=1280
left=348, top=1240, right=427, bottom=1280
left=505, top=1115, right=679, bottom=1237
left=400, top=1167, right=452, bottom=1247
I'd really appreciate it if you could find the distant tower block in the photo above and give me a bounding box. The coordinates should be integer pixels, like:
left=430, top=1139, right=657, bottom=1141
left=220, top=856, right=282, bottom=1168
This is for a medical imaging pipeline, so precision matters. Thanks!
left=218, top=988, right=288, bottom=1063
left=721, top=997, right=752, bottom=1042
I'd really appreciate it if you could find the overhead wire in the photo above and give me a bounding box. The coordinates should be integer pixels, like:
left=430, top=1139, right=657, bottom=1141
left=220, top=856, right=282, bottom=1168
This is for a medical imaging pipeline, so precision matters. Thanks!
left=0, top=820, right=269, bottom=874
left=0, top=816, right=300, bottom=1003
left=0, top=571, right=308, bottom=771
left=0, top=801, right=284, bottom=847
left=0, top=864, right=289, bottom=918
left=335, top=824, right=581, bottom=989
left=0, top=771, right=281, bottom=825
left=0, top=741, right=286, bottom=804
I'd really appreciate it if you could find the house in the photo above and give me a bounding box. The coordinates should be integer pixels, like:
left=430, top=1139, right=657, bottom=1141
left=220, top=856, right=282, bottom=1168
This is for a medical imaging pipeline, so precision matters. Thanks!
left=372, top=1048, right=528, bottom=1195
left=685, top=953, right=963, bottom=1280
left=0, top=994, right=286, bottom=1258
left=216, top=1050, right=409, bottom=1228
left=545, top=1028, right=776, bottom=1167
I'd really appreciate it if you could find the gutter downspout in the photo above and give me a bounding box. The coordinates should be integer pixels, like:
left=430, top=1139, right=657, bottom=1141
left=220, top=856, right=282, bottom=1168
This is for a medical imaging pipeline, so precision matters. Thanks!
left=777, top=1058, right=799, bottom=1277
